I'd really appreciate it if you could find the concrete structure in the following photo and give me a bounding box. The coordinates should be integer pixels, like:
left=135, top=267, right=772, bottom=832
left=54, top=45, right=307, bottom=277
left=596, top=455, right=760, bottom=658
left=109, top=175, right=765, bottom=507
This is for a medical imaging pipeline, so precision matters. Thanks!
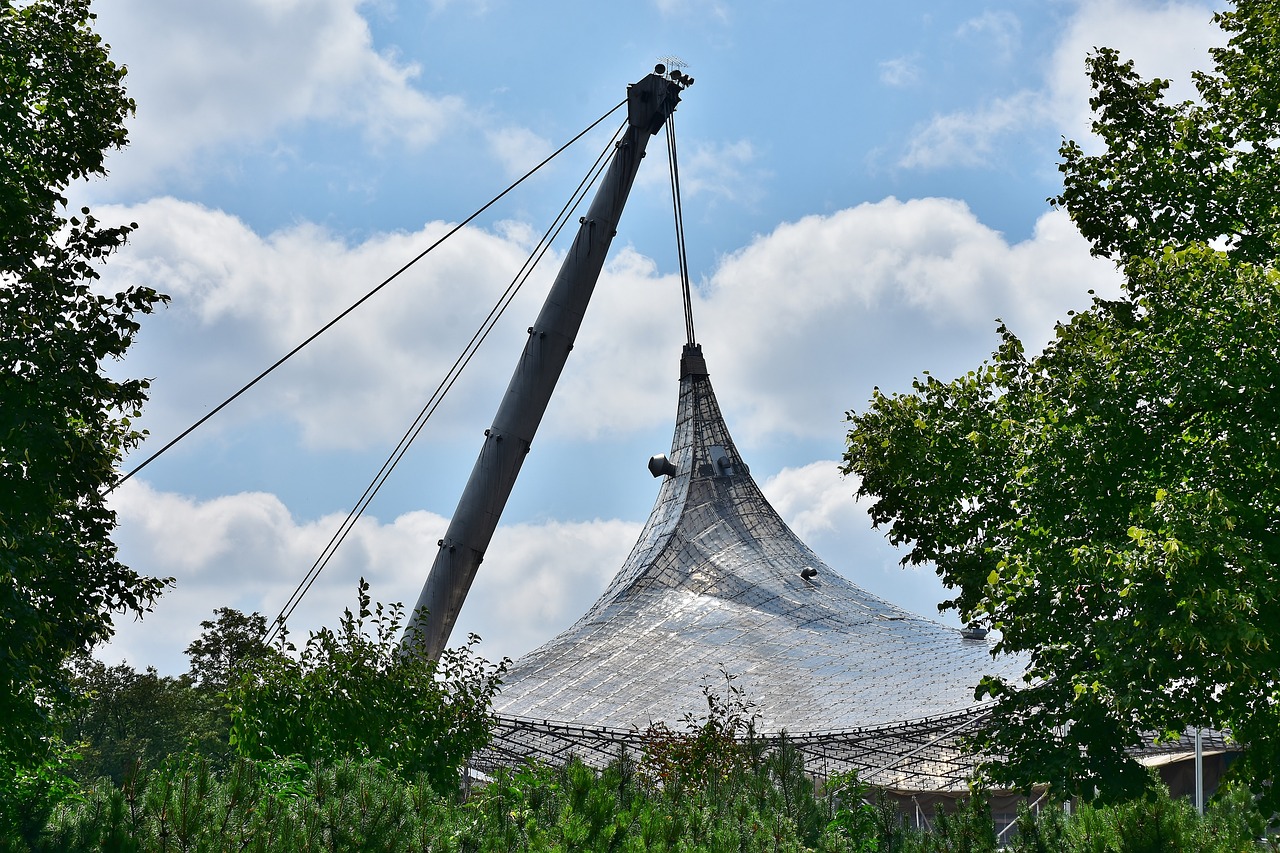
left=407, top=68, right=685, bottom=660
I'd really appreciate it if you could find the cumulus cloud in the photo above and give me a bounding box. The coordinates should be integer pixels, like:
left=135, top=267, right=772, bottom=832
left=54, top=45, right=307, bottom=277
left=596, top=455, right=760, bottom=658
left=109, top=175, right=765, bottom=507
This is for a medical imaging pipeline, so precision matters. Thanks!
left=96, top=194, right=1125, bottom=675
left=103, top=479, right=438, bottom=672
left=900, top=0, right=1222, bottom=169
left=697, top=198, right=1121, bottom=441
left=98, top=197, right=555, bottom=451
left=104, top=458, right=949, bottom=676
left=1045, top=0, right=1226, bottom=151
left=427, top=0, right=493, bottom=13
left=101, top=197, right=692, bottom=449
left=91, top=0, right=464, bottom=186
left=99, top=194, right=1118, bottom=455
left=451, top=517, right=641, bottom=658
left=101, top=195, right=1120, bottom=671
left=652, top=0, right=729, bottom=23
left=552, top=247, right=688, bottom=438
left=760, top=460, right=863, bottom=541
left=759, top=462, right=959, bottom=625
left=80, top=0, right=1212, bottom=681
left=103, top=480, right=637, bottom=674
left=899, top=90, right=1047, bottom=169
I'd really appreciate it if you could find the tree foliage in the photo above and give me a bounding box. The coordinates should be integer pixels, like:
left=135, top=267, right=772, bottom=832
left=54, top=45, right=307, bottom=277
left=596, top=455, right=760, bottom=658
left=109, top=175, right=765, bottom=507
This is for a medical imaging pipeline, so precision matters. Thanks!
left=61, top=657, right=217, bottom=787
left=639, top=667, right=762, bottom=792
left=843, top=1, right=1280, bottom=807
left=9, top=755, right=1268, bottom=852
left=0, top=0, right=168, bottom=775
left=228, top=580, right=508, bottom=794
left=184, top=606, right=271, bottom=694
left=49, top=609, right=268, bottom=789
left=1057, top=0, right=1280, bottom=266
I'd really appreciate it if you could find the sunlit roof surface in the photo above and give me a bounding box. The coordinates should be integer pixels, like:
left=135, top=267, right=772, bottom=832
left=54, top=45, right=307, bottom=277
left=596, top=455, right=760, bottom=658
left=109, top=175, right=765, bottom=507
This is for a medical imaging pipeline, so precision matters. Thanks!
left=492, top=345, right=1025, bottom=738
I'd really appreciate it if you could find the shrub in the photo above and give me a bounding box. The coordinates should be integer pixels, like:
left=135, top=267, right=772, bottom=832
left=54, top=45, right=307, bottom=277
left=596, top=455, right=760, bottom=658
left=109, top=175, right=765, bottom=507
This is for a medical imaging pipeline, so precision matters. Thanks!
left=229, top=579, right=507, bottom=794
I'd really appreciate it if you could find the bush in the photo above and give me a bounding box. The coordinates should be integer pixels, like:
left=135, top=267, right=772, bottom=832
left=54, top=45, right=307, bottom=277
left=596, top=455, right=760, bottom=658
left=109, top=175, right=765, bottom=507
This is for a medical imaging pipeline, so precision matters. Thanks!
left=29, top=755, right=445, bottom=852
left=1064, top=776, right=1267, bottom=853
left=229, top=579, right=508, bottom=794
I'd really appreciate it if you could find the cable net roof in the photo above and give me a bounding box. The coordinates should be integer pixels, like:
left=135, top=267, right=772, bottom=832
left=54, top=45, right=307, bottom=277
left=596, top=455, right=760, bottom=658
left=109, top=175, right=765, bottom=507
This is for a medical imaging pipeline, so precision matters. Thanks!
left=488, top=346, right=1026, bottom=767
left=477, top=710, right=1000, bottom=792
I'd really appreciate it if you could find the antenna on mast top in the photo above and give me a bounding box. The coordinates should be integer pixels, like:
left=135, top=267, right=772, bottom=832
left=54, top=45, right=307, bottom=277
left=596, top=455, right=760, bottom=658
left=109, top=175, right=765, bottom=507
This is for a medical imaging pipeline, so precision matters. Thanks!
left=656, top=55, right=695, bottom=89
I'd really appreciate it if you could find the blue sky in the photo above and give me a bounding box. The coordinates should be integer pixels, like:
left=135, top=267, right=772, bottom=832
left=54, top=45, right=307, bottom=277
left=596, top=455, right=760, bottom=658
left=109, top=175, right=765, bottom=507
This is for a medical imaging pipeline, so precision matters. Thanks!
left=84, top=0, right=1225, bottom=674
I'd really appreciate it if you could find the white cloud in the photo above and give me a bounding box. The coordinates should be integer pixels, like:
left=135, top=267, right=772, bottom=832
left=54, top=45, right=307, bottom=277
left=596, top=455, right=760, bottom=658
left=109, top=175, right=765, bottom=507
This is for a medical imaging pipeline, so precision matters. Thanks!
left=879, top=56, right=922, bottom=88
left=957, top=10, right=1021, bottom=62
left=90, top=189, right=1126, bottom=676
left=486, top=125, right=555, bottom=177
left=103, top=479, right=435, bottom=672
left=899, top=0, right=1222, bottom=170
left=652, top=0, right=729, bottom=23
left=759, top=460, right=861, bottom=540
left=98, top=199, right=682, bottom=450
left=759, top=461, right=959, bottom=625
left=680, top=139, right=769, bottom=207
left=103, top=480, right=637, bottom=674
left=91, top=0, right=464, bottom=186
left=427, top=0, right=492, bottom=13
left=899, top=90, right=1046, bottom=169
left=697, top=198, right=1122, bottom=441
left=96, top=197, right=1124, bottom=674
left=100, top=194, right=1118, bottom=456
left=451, top=517, right=640, bottom=659
left=552, top=247, right=687, bottom=438
left=100, top=195, right=1119, bottom=673
left=103, top=459, right=948, bottom=678
left=1046, top=0, right=1226, bottom=152
left=98, top=197, right=552, bottom=451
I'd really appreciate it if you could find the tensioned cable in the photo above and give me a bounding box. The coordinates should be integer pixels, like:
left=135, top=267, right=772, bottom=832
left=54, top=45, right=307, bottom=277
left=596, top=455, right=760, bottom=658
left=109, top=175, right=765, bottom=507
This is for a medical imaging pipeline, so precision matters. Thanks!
left=112, top=99, right=627, bottom=491
left=265, top=122, right=625, bottom=643
left=665, top=113, right=697, bottom=346
left=264, top=119, right=629, bottom=646
left=858, top=707, right=994, bottom=786
left=265, top=125, right=623, bottom=643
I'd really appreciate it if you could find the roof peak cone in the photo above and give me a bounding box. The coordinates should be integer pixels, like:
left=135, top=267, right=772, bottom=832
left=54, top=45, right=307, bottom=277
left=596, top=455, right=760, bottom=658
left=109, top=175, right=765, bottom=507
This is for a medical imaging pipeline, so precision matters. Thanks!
left=580, top=343, right=828, bottom=624
left=493, top=345, right=1023, bottom=734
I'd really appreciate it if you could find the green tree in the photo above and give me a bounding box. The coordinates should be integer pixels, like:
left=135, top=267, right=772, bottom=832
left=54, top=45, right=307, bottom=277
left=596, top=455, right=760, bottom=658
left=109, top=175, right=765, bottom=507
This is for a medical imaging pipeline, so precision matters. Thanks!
left=843, top=1, right=1280, bottom=807
left=54, top=610, right=270, bottom=789
left=61, top=657, right=218, bottom=786
left=184, top=607, right=271, bottom=695
left=228, top=580, right=508, bottom=794
left=1056, top=0, right=1280, bottom=266
left=0, top=0, right=169, bottom=785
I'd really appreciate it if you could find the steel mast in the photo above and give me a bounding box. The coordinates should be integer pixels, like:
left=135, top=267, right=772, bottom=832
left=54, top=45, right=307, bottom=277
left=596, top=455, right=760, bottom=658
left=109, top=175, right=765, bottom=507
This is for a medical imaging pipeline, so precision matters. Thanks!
left=405, top=67, right=688, bottom=659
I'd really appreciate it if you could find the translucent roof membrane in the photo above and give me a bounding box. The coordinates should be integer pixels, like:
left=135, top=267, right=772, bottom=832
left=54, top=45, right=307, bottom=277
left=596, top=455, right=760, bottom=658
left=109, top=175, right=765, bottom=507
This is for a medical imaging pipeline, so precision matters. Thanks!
left=481, top=345, right=1030, bottom=789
